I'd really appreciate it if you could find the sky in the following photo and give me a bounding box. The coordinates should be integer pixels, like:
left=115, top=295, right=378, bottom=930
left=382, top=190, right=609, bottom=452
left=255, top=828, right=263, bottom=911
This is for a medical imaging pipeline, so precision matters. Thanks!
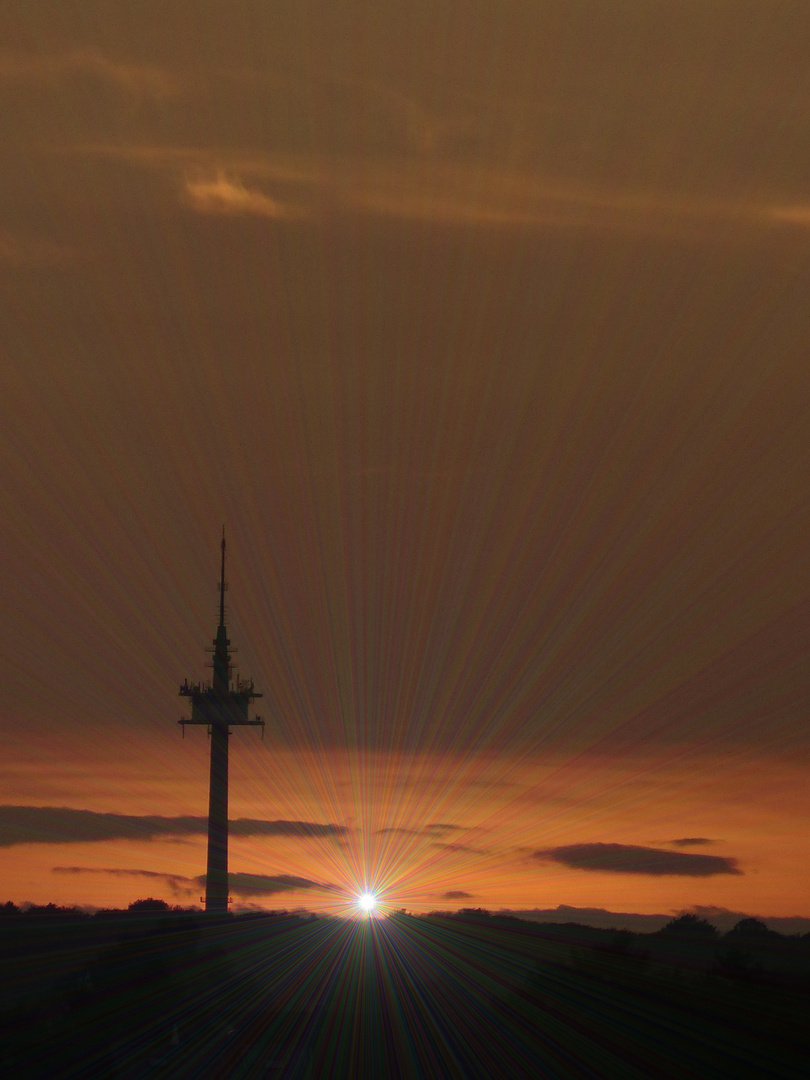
left=1, top=0, right=809, bottom=922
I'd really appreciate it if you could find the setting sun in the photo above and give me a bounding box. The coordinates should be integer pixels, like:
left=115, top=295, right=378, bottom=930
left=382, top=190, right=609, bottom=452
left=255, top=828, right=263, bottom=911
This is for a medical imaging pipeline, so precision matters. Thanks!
left=358, top=892, right=377, bottom=914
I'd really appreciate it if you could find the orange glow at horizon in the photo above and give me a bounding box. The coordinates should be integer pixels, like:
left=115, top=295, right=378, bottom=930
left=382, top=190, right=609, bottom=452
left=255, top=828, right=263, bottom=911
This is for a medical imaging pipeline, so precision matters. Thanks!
left=2, top=742, right=808, bottom=918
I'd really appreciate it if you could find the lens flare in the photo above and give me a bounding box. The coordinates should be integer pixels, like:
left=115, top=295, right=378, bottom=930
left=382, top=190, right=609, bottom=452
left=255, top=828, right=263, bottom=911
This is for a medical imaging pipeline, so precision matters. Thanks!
left=358, top=892, right=377, bottom=913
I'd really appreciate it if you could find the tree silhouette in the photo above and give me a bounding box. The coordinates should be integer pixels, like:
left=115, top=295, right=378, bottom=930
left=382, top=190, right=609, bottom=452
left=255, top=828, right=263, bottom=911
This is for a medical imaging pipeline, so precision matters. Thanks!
left=726, top=917, right=771, bottom=938
left=128, top=897, right=170, bottom=913
left=659, top=913, right=718, bottom=937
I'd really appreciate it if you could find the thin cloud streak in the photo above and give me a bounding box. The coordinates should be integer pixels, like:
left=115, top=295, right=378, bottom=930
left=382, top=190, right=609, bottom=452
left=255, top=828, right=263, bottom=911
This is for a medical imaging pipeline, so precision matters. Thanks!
left=431, top=842, right=490, bottom=856
left=378, top=824, right=462, bottom=837
left=52, top=865, right=338, bottom=897
left=53, top=866, right=195, bottom=897
left=767, top=205, right=810, bottom=227
left=64, top=142, right=795, bottom=238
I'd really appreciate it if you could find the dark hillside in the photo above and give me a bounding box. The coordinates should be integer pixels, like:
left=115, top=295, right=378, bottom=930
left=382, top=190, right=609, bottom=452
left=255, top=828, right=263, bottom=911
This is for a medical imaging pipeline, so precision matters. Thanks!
left=1, top=905, right=808, bottom=1078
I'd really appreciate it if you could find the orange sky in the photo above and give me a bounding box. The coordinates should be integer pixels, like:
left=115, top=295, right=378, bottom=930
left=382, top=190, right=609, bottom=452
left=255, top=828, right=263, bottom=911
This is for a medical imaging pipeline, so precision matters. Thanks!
left=0, top=1, right=808, bottom=922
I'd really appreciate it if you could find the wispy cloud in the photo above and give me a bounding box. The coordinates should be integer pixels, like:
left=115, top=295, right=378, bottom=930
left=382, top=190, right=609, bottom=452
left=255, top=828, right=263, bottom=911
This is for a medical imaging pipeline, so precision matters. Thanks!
left=441, top=890, right=473, bottom=900
left=61, top=143, right=720, bottom=235
left=0, top=806, right=347, bottom=847
left=767, top=204, right=810, bottom=227
left=669, top=837, right=715, bottom=847
left=69, top=141, right=810, bottom=240
left=534, top=842, right=741, bottom=877
left=184, top=172, right=292, bottom=219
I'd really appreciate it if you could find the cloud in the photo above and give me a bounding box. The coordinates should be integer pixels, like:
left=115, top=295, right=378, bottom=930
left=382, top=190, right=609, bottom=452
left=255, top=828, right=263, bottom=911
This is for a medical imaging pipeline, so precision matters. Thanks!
left=0, top=49, right=179, bottom=99
left=75, top=140, right=810, bottom=242
left=228, top=819, right=347, bottom=839
left=432, top=842, right=489, bottom=856
left=53, top=865, right=196, bottom=897
left=74, top=143, right=746, bottom=238
left=767, top=205, right=810, bottom=227
left=52, top=865, right=337, bottom=898
left=226, top=873, right=338, bottom=897
left=0, top=806, right=348, bottom=847
left=54, top=866, right=182, bottom=879
left=534, top=842, right=742, bottom=877
left=378, top=823, right=464, bottom=837
left=441, top=890, right=473, bottom=900
left=669, top=837, right=715, bottom=847
left=184, top=173, right=291, bottom=219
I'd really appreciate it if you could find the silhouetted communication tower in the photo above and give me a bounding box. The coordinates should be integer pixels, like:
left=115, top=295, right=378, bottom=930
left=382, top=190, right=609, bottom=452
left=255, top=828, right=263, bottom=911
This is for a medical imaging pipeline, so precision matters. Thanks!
left=179, top=529, right=264, bottom=914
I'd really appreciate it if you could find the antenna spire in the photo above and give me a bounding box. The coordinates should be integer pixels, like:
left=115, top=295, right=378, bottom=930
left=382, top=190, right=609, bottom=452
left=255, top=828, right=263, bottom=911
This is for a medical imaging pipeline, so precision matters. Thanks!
left=219, top=524, right=226, bottom=629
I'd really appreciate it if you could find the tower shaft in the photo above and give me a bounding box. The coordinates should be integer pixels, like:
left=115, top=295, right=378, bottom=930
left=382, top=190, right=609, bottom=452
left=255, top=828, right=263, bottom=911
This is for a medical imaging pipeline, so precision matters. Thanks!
left=179, top=530, right=264, bottom=914
left=205, top=722, right=229, bottom=913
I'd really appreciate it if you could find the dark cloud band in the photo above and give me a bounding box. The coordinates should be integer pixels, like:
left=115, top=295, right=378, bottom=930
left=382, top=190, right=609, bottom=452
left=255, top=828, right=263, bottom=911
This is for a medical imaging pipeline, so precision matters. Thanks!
left=0, top=806, right=347, bottom=847
left=534, top=842, right=741, bottom=877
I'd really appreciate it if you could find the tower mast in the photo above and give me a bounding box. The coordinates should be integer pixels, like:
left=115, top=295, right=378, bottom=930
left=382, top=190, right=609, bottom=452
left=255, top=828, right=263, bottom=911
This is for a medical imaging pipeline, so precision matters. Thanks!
left=179, top=529, right=264, bottom=914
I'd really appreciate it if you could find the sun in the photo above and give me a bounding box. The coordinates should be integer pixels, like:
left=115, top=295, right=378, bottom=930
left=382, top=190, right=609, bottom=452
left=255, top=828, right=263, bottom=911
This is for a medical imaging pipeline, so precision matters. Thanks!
left=358, top=892, right=377, bottom=914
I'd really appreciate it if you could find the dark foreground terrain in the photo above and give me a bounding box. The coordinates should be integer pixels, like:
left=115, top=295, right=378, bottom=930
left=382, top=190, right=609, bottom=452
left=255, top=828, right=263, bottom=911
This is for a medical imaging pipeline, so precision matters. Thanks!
left=1, top=903, right=808, bottom=1079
